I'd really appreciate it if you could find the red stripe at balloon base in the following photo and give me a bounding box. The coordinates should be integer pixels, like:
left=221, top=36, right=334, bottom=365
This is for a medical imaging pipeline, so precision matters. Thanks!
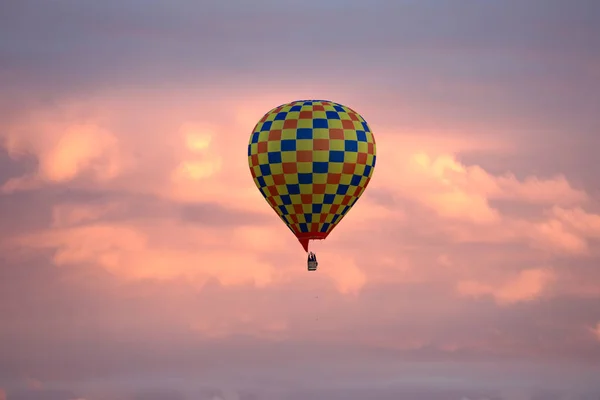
left=295, top=232, right=328, bottom=252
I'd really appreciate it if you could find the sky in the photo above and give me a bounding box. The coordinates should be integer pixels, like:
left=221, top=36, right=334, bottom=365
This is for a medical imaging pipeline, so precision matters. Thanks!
left=1, top=0, right=600, bottom=399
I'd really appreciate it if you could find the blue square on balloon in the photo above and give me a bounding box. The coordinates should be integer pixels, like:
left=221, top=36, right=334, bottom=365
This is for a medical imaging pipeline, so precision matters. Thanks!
left=363, top=165, right=372, bottom=176
left=298, top=223, right=309, bottom=232
left=247, top=146, right=251, bottom=156
left=345, top=140, right=358, bottom=152
left=361, top=121, right=370, bottom=132
left=351, top=175, right=362, bottom=186
left=297, top=128, right=313, bottom=139
left=325, top=111, right=340, bottom=119
left=290, top=105, right=302, bottom=111
left=333, top=105, right=345, bottom=112
left=267, top=152, right=282, bottom=164
left=261, top=121, right=272, bottom=131
left=331, top=215, right=339, bottom=223
left=274, top=112, right=287, bottom=120
left=313, top=162, right=328, bottom=173
left=373, top=155, right=377, bottom=166
left=268, top=152, right=282, bottom=163
left=278, top=205, right=288, bottom=215
left=287, top=184, right=300, bottom=195
left=323, top=194, right=335, bottom=204
left=320, top=223, right=330, bottom=232
left=313, top=119, right=328, bottom=128
left=251, top=132, right=260, bottom=143
left=305, top=214, right=312, bottom=223
left=336, top=184, right=349, bottom=195
left=257, top=176, right=266, bottom=187
left=356, top=130, right=367, bottom=142
left=298, top=173, right=312, bottom=184
left=260, top=164, right=271, bottom=176
left=329, top=151, right=345, bottom=163
left=280, top=194, right=291, bottom=205
left=312, top=204, right=322, bottom=213
left=281, top=139, right=296, bottom=151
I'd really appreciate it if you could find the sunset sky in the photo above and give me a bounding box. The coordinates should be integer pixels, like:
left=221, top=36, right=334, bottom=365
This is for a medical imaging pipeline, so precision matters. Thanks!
left=1, top=1, right=600, bottom=399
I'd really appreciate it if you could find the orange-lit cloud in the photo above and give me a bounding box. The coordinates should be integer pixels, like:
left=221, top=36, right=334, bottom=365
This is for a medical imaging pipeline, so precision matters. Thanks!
left=11, top=220, right=278, bottom=287
left=592, top=323, right=600, bottom=342
left=2, top=91, right=600, bottom=297
left=2, top=119, right=123, bottom=193
left=457, top=268, right=554, bottom=305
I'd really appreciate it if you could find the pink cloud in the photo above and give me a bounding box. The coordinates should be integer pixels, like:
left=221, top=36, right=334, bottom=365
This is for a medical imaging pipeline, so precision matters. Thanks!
left=26, top=377, right=43, bottom=389
left=527, top=217, right=590, bottom=255
left=457, top=268, right=554, bottom=305
left=591, top=323, right=600, bottom=342
left=10, top=221, right=281, bottom=287
left=1, top=86, right=600, bottom=320
left=2, top=119, right=123, bottom=193
left=376, top=147, right=587, bottom=220
left=550, top=206, right=600, bottom=238
left=519, top=206, right=600, bottom=256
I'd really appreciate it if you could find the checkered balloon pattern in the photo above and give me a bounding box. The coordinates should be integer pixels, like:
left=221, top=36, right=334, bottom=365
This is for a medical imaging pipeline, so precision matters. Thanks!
left=248, top=99, right=376, bottom=251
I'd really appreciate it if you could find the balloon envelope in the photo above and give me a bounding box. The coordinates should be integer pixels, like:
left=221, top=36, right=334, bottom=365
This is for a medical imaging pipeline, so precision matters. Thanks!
left=247, top=100, right=376, bottom=252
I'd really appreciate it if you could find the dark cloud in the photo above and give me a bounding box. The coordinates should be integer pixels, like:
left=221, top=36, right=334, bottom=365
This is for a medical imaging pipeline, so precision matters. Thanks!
left=3, top=389, right=79, bottom=400
left=2, top=0, right=598, bottom=96
left=0, top=181, right=270, bottom=239
left=131, top=389, right=186, bottom=400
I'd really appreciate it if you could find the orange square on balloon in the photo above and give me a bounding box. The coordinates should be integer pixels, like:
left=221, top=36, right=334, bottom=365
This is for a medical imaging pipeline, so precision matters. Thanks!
left=342, top=120, right=354, bottom=129
left=283, top=119, right=298, bottom=129
left=343, top=163, right=355, bottom=174
left=313, top=184, right=326, bottom=194
left=268, top=129, right=282, bottom=141
left=313, top=139, right=329, bottom=150
left=297, top=151, right=313, bottom=162
left=272, top=174, right=285, bottom=185
left=283, top=163, right=297, bottom=174
left=357, top=152, right=367, bottom=164
left=329, top=129, right=344, bottom=140
left=327, top=174, right=341, bottom=184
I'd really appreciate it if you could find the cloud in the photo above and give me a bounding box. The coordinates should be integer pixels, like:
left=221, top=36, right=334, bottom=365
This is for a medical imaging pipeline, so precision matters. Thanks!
left=9, top=219, right=279, bottom=287
left=3, top=96, right=600, bottom=296
left=131, top=390, right=185, bottom=400
left=377, top=147, right=587, bottom=224
left=363, top=132, right=600, bottom=261
left=591, top=323, right=600, bottom=342
left=0, top=1, right=600, bottom=397
left=3, top=389, right=81, bottom=400
left=2, top=119, right=123, bottom=193
left=26, top=377, right=43, bottom=390
left=456, top=268, right=554, bottom=305
left=524, top=206, right=600, bottom=256
left=550, top=206, right=600, bottom=238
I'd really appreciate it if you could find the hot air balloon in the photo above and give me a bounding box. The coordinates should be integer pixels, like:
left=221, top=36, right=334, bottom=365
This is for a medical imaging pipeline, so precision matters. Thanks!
left=247, top=100, right=376, bottom=271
